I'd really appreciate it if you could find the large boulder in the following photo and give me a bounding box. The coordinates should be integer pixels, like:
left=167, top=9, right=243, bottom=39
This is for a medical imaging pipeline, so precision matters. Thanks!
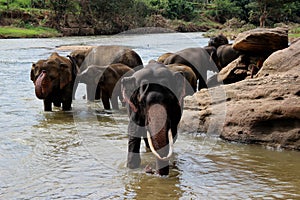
left=215, top=27, right=289, bottom=85
left=180, top=38, right=300, bottom=150
left=233, top=27, right=288, bottom=54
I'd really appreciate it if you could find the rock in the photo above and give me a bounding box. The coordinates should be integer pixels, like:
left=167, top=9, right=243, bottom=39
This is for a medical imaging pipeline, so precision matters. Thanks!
left=180, top=38, right=300, bottom=150
left=233, top=27, right=288, bottom=55
left=217, top=56, right=248, bottom=84
left=256, top=38, right=300, bottom=77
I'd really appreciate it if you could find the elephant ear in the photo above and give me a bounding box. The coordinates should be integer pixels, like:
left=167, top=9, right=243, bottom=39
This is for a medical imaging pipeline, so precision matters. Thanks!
left=60, top=63, right=72, bottom=89
left=122, top=76, right=136, bottom=96
left=30, top=63, right=36, bottom=82
left=121, top=76, right=138, bottom=112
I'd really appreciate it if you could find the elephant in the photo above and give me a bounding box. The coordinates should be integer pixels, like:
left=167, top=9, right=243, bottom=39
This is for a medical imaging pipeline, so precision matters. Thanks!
left=69, top=45, right=143, bottom=72
left=163, top=47, right=219, bottom=91
left=69, top=47, right=93, bottom=69
left=157, top=52, right=173, bottom=63
left=121, top=61, right=186, bottom=175
left=217, top=44, right=240, bottom=68
left=166, top=63, right=197, bottom=95
left=69, top=45, right=144, bottom=101
left=76, top=63, right=134, bottom=110
left=31, top=52, right=78, bottom=111
left=208, top=33, right=229, bottom=49
left=203, top=45, right=221, bottom=70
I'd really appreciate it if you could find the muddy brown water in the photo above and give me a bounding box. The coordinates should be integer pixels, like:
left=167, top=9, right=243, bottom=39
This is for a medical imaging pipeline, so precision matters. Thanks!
left=0, top=31, right=299, bottom=199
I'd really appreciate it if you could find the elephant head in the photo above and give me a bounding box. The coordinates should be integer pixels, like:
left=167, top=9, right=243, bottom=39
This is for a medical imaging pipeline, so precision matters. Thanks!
left=69, top=48, right=94, bottom=71
left=121, top=62, right=185, bottom=175
left=208, top=34, right=229, bottom=49
left=33, top=59, right=72, bottom=99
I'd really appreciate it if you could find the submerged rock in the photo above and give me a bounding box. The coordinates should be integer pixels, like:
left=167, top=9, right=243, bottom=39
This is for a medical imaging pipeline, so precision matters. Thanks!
left=180, top=38, right=300, bottom=150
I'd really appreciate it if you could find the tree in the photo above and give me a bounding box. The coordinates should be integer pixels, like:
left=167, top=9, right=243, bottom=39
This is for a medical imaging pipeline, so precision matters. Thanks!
left=210, top=0, right=242, bottom=23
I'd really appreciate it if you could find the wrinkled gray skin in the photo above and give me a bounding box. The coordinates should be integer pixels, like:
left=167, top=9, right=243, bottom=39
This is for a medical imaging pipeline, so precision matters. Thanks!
left=121, top=62, right=185, bottom=176
left=163, top=47, right=218, bottom=91
left=77, top=63, right=134, bottom=110
left=70, top=45, right=143, bottom=101
left=217, top=44, right=240, bottom=68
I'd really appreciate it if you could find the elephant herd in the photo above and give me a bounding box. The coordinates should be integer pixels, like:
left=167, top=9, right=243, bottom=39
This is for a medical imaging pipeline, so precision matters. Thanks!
left=30, top=35, right=239, bottom=176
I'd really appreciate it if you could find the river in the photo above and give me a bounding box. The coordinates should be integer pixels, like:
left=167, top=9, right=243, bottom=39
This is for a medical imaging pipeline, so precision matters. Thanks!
left=0, top=31, right=299, bottom=199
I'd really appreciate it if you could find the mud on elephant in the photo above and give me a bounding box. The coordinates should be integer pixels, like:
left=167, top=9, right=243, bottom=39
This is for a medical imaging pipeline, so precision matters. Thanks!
left=69, top=45, right=144, bottom=101
left=76, top=63, right=134, bottom=110
left=121, top=62, right=186, bottom=176
left=30, top=52, right=78, bottom=111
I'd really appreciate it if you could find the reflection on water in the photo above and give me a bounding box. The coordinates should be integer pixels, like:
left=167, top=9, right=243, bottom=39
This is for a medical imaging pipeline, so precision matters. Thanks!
left=0, top=32, right=300, bottom=199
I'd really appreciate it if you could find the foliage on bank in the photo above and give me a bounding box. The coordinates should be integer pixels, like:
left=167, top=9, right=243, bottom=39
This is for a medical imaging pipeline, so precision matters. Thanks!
left=0, top=0, right=300, bottom=37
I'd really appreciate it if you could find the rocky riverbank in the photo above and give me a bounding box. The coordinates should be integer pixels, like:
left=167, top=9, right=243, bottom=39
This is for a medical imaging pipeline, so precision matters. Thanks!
left=180, top=36, right=300, bottom=150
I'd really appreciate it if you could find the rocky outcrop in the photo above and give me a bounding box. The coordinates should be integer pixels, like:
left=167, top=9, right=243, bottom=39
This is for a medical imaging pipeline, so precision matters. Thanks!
left=180, top=38, right=300, bottom=150
left=233, top=27, right=289, bottom=54
left=216, top=27, right=289, bottom=85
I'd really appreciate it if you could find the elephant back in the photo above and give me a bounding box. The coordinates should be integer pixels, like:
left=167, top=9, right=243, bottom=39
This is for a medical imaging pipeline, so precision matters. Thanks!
left=79, top=45, right=143, bottom=72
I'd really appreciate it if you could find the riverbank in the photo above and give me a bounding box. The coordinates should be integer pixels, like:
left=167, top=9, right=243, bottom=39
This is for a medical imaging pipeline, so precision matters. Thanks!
left=0, top=8, right=221, bottom=38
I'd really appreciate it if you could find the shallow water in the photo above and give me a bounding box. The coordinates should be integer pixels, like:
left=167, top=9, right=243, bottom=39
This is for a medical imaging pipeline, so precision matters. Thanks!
left=0, top=31, right=299, bottom=199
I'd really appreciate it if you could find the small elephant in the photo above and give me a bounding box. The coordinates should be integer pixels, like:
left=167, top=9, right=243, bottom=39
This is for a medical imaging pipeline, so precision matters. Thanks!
left=217, top=44, right=240, bottom=68
left=69, top=45, right=144, bottom=101
left=208, top=34, right=229, bottom=49
left=163, top=47, right=219, bottom=91
left=166, top=63, right=197, bottom=95
left=77, top=63, right=134, bottom=110
left=121, top=62, right=186, bottom=176
left=31, top=52, right=77, bottom=111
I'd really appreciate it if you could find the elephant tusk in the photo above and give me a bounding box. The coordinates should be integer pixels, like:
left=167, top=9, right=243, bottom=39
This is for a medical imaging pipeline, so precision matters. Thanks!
left=147, top=130, right=173, bottom=161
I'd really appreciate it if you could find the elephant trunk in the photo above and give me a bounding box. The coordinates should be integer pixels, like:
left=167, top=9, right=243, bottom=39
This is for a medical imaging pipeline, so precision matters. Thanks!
left=146, top=104, right=173, bottom=175
left=35, top=71, right=52, bottom=99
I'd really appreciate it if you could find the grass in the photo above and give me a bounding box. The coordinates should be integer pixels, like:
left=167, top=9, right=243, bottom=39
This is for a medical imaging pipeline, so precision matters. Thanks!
left=0, top=26, right=61, bottom=38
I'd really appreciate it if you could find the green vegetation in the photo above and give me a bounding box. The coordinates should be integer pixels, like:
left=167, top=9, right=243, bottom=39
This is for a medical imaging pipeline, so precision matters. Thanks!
left=0, top=26, right=60, bottom=38
left=0, top=0, right=299, bottom=38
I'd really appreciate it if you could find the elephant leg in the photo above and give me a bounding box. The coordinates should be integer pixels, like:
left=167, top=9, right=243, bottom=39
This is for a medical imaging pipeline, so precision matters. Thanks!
left=197, top=76, right=207, bottom=91
left=101, top=92, right=111, bottom=110
left=156, top=150, right=170, bottom=175
left=62, top=98, right=72, bottom=111
left=95, top=84, right=101, bottom=100
left=111, top=93, right=119, bottom=110
left=43, top=99, right=52, bottom=111
left=127, top=120, right=146, bottom=169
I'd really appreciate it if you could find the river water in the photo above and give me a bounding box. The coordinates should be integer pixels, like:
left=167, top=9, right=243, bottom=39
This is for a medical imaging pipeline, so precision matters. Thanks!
left=0, top=31, right=299, bottom=199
